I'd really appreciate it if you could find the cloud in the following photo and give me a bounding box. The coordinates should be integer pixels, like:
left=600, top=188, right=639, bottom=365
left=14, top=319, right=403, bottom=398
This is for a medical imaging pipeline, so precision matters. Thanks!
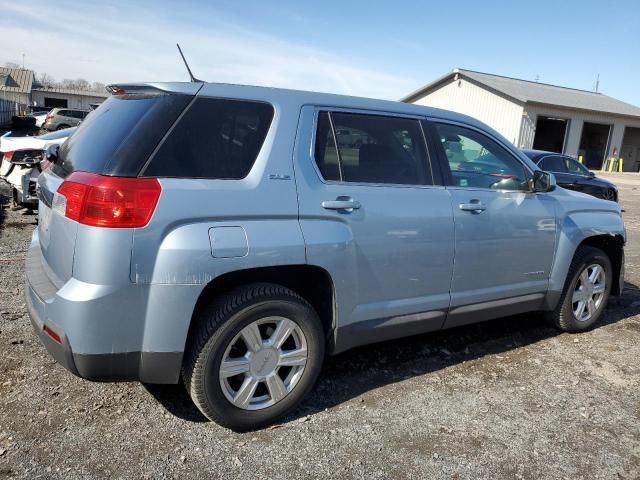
left=0, top=1, right=416, bottom=100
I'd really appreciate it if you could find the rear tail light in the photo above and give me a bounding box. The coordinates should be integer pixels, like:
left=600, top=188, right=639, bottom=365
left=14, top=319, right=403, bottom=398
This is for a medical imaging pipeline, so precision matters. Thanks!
left=46, top=114, right=54, bottom=121
left=2, top=151, right=14, bottom=162
left=56, top=172, right=161, bottom=228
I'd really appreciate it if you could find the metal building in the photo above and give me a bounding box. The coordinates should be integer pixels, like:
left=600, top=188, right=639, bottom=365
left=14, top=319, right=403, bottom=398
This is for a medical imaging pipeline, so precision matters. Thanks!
left=403, top=69, right=640, bottom=172
left=0, top=67, right=108, bottom=126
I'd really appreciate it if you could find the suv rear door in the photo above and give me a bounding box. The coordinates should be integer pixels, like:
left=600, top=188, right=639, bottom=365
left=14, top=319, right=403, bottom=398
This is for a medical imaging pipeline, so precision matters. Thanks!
left=295, top=107, right=454, bottom=350
left=429, top=120, right=557, bottom=327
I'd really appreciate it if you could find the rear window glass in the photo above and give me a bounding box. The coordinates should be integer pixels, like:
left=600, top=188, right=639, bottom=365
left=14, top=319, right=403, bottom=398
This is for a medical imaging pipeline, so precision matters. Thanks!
left=53, top=93, right=192, bottom=178
left=142, top=98, right=274, bottom=179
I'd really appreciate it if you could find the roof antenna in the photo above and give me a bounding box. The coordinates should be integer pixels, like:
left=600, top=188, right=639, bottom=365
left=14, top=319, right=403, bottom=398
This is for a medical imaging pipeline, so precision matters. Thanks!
left=176, top=43, right=202, bottom=83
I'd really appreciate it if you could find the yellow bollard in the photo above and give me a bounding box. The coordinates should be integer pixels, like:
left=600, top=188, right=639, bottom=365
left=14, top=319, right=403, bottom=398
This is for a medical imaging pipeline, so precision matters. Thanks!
left=578, top=155, right=583, bottom=164
left=618, top=158, right=623, bottom=172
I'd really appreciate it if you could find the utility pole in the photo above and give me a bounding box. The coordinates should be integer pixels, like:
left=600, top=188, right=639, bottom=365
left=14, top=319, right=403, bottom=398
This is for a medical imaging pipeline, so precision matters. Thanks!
left=595, top=73, right=600, bottom=93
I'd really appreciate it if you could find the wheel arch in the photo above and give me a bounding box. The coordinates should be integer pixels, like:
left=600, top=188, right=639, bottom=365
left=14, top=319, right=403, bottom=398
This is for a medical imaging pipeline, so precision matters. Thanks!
left=186, top=264, right=336, bottom=352
left=578, top=234, right=625, bottom=296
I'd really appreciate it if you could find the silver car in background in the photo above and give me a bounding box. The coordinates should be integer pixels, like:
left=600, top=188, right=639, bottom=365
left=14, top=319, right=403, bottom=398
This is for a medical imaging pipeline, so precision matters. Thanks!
left=42, top=108, right=89, bottom=131
left=26, top=82, right=625, bottom=431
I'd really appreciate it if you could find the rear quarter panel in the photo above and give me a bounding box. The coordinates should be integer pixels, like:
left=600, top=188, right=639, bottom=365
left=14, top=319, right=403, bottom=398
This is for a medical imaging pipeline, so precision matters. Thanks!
left=130, top=91, right=305, bottom=354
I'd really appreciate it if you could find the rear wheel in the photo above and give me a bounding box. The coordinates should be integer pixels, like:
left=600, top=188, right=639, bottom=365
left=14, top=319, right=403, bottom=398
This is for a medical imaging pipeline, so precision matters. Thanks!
left=183, top=283, right=324, bottom=431
left=546, top=246, right=612, bottom=332
left=56, top=124, right=70, bottom=131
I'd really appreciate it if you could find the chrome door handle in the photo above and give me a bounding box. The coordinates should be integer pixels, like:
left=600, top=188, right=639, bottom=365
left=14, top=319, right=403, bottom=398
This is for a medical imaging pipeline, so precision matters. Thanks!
left=322, top=197, right=361, bottom=212
left=459, top=200, right=486, bottom=213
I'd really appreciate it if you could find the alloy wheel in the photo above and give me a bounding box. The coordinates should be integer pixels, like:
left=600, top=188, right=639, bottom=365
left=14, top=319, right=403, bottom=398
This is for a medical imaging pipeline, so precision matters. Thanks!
left=219, top=316, right=308, bottom=410
left=572, top=263, right=606, bottom=322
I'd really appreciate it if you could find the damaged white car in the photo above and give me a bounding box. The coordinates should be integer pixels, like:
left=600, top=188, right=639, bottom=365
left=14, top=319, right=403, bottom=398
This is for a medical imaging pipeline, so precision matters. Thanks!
left=0, top=128, right=75, bottom=208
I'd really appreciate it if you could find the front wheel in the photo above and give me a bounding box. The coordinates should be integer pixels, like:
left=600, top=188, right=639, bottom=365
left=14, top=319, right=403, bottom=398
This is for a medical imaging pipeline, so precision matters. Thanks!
left=602, top=188, right=616, bottom=201
left=182, top=283, right=324, bottom=431
left=546, top=246, right=612, bottom=332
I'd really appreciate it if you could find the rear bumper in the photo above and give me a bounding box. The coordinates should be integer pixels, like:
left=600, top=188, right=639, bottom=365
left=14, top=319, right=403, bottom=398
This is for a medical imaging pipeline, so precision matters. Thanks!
left=6, top=167, right=38, bottom=206
left=25, top=230, right=182, bottom=383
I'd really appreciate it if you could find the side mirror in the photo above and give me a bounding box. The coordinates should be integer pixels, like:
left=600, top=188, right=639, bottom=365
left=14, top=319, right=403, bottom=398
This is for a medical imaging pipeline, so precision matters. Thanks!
left=44, top=144, right=59, bottom=163
left=531, top=170, right=556, bottom=192
left=588, top=170, right=596, bottom=178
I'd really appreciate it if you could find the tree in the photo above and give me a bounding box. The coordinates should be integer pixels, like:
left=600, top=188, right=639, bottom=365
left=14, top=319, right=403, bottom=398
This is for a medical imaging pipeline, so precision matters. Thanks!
left=73, top=78, right=90, bottom=91
left=3, top=62, right=20, bottom=69
left=37, top=72, right=56, bottom=88
left=91, top=81, right=106, bottom=93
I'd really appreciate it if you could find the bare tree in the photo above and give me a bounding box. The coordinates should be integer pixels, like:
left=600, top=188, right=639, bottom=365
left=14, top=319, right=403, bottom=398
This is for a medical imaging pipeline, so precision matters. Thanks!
left=60, top=78, right=77, bottom=89
left=3, top=62, right=21, bottom=69
left=73, top=78, right=90, bottom=91
left=37, top=72, right=56, bottom=88
left=91, top=81, right=106, bottom=93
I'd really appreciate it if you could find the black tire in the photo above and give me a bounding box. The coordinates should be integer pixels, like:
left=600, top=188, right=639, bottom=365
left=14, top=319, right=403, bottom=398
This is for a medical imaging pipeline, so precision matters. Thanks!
left=545, top=246, right=612, bottom=332
left=56, top=124, right=70, bottom=131
left=602, top=188, right=616, bottom=202
left=182, top=283, right=324, bottom=431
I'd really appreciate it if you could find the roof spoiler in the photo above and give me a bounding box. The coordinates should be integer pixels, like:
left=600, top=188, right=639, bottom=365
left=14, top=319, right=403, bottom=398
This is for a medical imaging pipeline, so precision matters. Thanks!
left=105, top=82, right=203, bottom=96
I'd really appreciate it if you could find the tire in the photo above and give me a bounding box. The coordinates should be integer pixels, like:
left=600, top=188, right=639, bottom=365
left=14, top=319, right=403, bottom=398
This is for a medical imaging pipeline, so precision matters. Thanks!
left=56, top=124, right=70, bottom=131
left=182, top=283, right=325, bottom=431
left=545, top=246, right=612, bottom=332
left=602, top=188, right=616, bottom=202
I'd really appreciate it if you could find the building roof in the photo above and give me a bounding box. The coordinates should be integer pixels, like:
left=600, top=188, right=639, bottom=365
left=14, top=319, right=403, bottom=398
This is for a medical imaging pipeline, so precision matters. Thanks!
left=402, top=68, right=640, bottom=118
left=32, top=86, right=109, bottom=98
left=0, top=67, right=34, bottom=94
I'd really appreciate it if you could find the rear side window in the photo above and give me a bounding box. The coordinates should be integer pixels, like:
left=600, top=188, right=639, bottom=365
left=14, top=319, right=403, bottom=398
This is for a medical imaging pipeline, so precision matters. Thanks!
left=314, top=111, right=431, bottom=185
left=54, top=93, right=192, bottom=178
left=143, top=98, right=274, bottom=179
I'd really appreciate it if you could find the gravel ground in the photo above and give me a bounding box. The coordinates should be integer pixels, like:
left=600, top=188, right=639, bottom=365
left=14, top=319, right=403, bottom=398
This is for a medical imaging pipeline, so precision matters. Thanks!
left=1, top=178, right=639, bottom=479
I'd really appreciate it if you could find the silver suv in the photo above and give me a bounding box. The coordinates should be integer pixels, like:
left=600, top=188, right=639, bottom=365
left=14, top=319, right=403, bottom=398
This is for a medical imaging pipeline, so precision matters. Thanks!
left=42, top=108, right=89, bottom=131
left=26, top=82, right=625, bottom=431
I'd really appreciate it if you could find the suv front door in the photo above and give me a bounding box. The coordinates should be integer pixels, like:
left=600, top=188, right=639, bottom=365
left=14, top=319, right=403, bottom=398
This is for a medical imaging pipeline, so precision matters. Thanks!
left=430, top=121, right=557, bottom=327
left=295, top=107, right=455, bottom=351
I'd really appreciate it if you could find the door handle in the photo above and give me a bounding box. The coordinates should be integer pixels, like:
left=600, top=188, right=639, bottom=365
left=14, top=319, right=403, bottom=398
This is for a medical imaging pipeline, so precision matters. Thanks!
left=459, top=200, right=486, bottom=213
left=322, top=197, right=361, bottom=212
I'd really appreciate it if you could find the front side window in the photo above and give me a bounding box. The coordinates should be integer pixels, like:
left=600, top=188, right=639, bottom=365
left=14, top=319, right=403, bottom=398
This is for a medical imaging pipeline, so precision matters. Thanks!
left=144, top=98, right=274, bottom=179
left=564, top=157, right=590, bottom=175
left=538, top=155, right=566, bottom=173
left=314, top=111, right=431, bottom=185
left=434, top=123, right=529, bottom=191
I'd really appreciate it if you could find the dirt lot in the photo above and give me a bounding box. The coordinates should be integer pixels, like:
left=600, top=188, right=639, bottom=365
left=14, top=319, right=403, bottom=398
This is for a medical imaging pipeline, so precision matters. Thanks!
left=1, top=177, right=639, bottom=479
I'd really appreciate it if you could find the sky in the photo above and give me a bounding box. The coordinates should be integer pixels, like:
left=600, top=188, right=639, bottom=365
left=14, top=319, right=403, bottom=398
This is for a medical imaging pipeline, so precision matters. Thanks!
left=1, top=0, right=639, bottom=105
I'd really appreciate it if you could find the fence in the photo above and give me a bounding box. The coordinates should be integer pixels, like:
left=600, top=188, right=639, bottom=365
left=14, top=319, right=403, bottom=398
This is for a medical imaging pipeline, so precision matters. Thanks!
left=0, top=97, right=17, bottom=127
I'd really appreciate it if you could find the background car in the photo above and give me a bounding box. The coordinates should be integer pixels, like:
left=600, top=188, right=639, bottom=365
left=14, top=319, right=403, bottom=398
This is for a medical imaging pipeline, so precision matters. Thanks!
left=0, top=127, right=76, bottom=208
left=522, top=149, right=618, bottom=202
left=31, top=110, right=51, bottom=129
left=42, top=108, right=89, bottom=131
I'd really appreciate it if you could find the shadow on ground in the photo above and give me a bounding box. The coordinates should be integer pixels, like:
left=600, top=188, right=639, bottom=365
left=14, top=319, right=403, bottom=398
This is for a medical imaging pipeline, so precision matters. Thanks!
left=146, top=282, right=640, bottom=427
